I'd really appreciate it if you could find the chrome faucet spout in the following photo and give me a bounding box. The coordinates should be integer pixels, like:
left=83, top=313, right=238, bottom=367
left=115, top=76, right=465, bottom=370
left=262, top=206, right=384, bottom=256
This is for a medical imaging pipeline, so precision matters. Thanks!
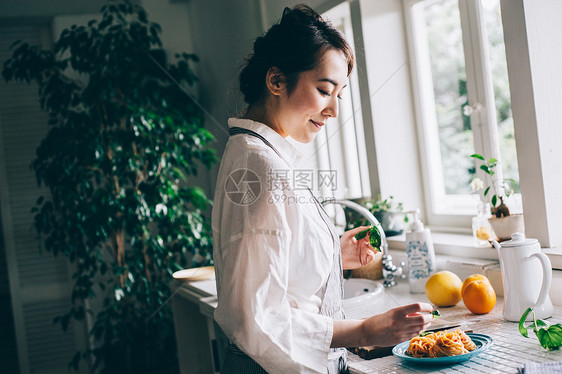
left=321, top=199, right=404, bottom=287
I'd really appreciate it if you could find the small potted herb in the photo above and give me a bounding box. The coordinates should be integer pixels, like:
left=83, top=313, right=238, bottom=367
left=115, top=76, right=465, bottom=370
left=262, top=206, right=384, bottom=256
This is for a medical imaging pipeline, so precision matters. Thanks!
left=347, top=195, right=407, bottom=237
left=469, top=154, right=524, bottom=241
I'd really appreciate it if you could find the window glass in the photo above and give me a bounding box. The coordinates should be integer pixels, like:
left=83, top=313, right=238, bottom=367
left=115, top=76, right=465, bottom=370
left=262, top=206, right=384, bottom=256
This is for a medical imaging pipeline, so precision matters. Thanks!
left=424, top=0, right=474, bottom=195
left=408, top=0, right=522, bottom=220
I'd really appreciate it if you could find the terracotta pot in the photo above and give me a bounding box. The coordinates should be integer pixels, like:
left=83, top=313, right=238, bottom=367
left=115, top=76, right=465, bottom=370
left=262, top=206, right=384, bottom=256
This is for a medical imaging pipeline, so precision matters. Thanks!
left=488, top=214, right=525, bottom=242
left=350, top=251, right=383, bottom=280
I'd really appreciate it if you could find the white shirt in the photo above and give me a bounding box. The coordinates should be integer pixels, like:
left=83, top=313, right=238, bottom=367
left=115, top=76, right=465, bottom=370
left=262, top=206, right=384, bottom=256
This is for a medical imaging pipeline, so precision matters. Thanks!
left=212, top=118, right=337, bottom=373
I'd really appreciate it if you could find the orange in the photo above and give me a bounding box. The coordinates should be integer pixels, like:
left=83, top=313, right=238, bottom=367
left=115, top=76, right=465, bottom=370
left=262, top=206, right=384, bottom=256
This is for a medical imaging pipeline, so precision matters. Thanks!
left=462, top=280, right=496, bottom=314
left=425, top=271, right=463, bottom=307
left=461, top=274, right=490, bottom=295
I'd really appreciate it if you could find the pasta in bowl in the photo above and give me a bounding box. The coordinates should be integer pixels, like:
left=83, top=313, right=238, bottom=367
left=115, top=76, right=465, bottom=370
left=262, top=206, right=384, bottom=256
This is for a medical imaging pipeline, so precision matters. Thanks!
left=392, top=331, right=493, bottom=365
left=408, top=329, right=475, bottom=357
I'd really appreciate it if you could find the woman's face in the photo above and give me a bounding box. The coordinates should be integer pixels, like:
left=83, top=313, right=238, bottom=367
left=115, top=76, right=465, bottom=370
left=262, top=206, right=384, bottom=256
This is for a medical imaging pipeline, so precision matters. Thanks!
left=275, top=49, right=349, bottom=143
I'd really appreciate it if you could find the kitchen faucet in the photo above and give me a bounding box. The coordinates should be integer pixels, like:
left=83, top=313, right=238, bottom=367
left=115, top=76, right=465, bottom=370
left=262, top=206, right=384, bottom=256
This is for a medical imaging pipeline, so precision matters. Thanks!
left=321, top=199, right=405, bottom=288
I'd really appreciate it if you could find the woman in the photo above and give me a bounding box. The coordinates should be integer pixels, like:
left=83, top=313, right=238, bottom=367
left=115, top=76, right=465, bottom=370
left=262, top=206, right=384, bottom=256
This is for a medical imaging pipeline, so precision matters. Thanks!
left=212, top=5, right=433, bottom=373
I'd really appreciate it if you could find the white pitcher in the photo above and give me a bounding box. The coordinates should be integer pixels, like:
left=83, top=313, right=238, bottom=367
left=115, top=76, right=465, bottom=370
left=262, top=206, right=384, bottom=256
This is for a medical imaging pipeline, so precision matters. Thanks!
left=492, top=232, right=553, bottom=322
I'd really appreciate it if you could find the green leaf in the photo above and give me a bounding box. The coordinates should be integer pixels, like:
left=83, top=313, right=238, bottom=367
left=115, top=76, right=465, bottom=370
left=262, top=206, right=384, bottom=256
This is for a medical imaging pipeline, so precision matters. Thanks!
left=480, top=165, right=491, bottom=175
left=69, top=351, right=81, bottom=371
left=491, top=195, right=497, bottom=207
left=369, top=226, right=382, bottom=252
left=536, top=324, right=562, bottom=350
left=519, top=307, right=533, bottom=338
left=419, top=331, right=435, bottom=337
left=535, top=319, right=550, bottom=328
left=354, top=227, right=371, bottom=240
left=470, top=153, right=485, bottom=161
left=61, top=314, right=70, bottom=332
left=484, top=186, right=490, bottom=196
left=519, top=307, right=562, bottom=350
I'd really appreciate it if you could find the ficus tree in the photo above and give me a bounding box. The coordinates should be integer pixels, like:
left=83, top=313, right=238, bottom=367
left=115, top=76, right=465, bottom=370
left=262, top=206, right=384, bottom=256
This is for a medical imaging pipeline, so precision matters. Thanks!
left=2, top=1, right=215, bottom=372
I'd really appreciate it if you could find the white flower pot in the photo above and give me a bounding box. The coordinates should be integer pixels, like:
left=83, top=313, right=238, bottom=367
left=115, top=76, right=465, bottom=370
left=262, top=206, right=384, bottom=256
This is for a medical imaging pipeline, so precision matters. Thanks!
left=488, top=214, right=525, bottom=242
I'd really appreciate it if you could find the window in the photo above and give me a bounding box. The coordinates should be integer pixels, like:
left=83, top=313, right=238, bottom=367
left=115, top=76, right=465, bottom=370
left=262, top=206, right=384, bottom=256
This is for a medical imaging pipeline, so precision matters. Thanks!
left=404, top=0, right=521, bottom=227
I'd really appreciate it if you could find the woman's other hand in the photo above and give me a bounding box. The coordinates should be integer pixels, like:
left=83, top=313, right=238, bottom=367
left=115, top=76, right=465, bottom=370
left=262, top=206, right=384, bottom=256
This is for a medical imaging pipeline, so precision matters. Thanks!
left=340, top=226, right=376, bottom=270
left=331, top=302, right=434, bottom=348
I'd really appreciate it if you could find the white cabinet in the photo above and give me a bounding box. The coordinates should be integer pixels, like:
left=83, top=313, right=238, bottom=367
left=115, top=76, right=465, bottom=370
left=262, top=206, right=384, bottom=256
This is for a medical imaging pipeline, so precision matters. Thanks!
left=172, top=280, right=228, bottom=374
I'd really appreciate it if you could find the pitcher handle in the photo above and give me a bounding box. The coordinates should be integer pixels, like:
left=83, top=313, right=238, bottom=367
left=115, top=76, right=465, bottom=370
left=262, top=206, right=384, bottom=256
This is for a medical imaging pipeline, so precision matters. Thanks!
left=530, top=252, right=552, bottom=306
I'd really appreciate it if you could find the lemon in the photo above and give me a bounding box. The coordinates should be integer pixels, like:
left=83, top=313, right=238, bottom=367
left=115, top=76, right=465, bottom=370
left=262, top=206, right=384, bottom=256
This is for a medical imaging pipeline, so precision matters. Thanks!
left=425, top=271, right=462, bottom=307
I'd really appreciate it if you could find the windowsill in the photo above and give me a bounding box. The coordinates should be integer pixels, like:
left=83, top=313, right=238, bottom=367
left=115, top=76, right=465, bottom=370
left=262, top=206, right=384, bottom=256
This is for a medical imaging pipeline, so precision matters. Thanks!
left=386, top=231, right=562, bottom=270
left=386, top=231, right=562, bottom=305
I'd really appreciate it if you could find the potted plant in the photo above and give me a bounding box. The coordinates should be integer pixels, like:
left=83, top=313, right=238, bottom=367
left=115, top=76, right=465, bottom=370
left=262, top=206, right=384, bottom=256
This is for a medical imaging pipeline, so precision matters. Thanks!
left=347, top=195, right=407, bottom=237
left=2, top=1, right=216, bottom=372
left=470, top=153, right=523, bottom=241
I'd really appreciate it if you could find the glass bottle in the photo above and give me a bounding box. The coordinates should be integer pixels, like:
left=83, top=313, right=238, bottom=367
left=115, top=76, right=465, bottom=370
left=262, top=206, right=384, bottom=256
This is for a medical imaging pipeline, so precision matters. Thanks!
left=472, top=202, right=494, bottom=247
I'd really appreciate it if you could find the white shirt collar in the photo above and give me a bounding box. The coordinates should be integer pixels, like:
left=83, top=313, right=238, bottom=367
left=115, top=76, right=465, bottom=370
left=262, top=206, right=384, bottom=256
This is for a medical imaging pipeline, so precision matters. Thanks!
left=227, top=118, right=303, bottom=167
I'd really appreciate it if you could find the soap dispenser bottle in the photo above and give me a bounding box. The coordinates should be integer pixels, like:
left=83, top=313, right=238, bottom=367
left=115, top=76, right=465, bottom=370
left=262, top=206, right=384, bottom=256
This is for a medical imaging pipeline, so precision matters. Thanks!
left=406, top=210, right=436, bottom=293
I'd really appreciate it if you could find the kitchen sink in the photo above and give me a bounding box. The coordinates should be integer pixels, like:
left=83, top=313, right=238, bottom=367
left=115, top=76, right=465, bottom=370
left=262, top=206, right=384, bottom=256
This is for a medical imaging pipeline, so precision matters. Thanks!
left=342, top=278, right=385, bottom=319
left=343, top=278, right=383, bottom=299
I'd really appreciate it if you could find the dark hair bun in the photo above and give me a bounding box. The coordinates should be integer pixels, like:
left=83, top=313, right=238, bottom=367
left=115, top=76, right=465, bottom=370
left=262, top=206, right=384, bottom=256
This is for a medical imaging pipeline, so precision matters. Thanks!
left=240, top=36, right=270, bottom=104
left=239, top=4, right=354, bottom=105
left=281, top=4, right=323, bottom=25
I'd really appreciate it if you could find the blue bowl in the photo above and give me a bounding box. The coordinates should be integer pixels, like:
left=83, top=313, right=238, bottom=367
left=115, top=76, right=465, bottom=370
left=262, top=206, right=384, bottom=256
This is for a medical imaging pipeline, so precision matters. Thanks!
left=392, top=333, right=493, bottom=365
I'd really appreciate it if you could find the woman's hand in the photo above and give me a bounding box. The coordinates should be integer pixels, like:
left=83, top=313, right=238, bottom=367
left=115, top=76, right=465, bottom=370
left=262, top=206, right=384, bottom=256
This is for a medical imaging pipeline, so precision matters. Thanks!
left=361, top=303, right=434, bottom=346
left=331, top=302, right=434, bottom=348
left=340, top=226, right=377, bottom=270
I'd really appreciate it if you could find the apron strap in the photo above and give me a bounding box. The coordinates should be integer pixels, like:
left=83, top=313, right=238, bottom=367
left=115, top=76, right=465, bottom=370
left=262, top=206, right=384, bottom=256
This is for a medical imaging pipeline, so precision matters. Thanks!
left=229, top=127, right=284, bottom=160
left=229, top=126, right=338, bottom=247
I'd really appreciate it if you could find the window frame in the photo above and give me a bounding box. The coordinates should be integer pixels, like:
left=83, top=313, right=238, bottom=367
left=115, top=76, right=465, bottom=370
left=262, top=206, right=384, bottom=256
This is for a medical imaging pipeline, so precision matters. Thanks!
left=403, top=0, right=521, bottom=230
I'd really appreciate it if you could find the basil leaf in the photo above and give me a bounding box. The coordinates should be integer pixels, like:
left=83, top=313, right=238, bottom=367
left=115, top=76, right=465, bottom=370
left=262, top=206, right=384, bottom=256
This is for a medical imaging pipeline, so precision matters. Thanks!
left=354, top=227, right=371, bottom=240
left=369, top=226, right=382, bottom=252
left=354, top=225, right=382, bottom=252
